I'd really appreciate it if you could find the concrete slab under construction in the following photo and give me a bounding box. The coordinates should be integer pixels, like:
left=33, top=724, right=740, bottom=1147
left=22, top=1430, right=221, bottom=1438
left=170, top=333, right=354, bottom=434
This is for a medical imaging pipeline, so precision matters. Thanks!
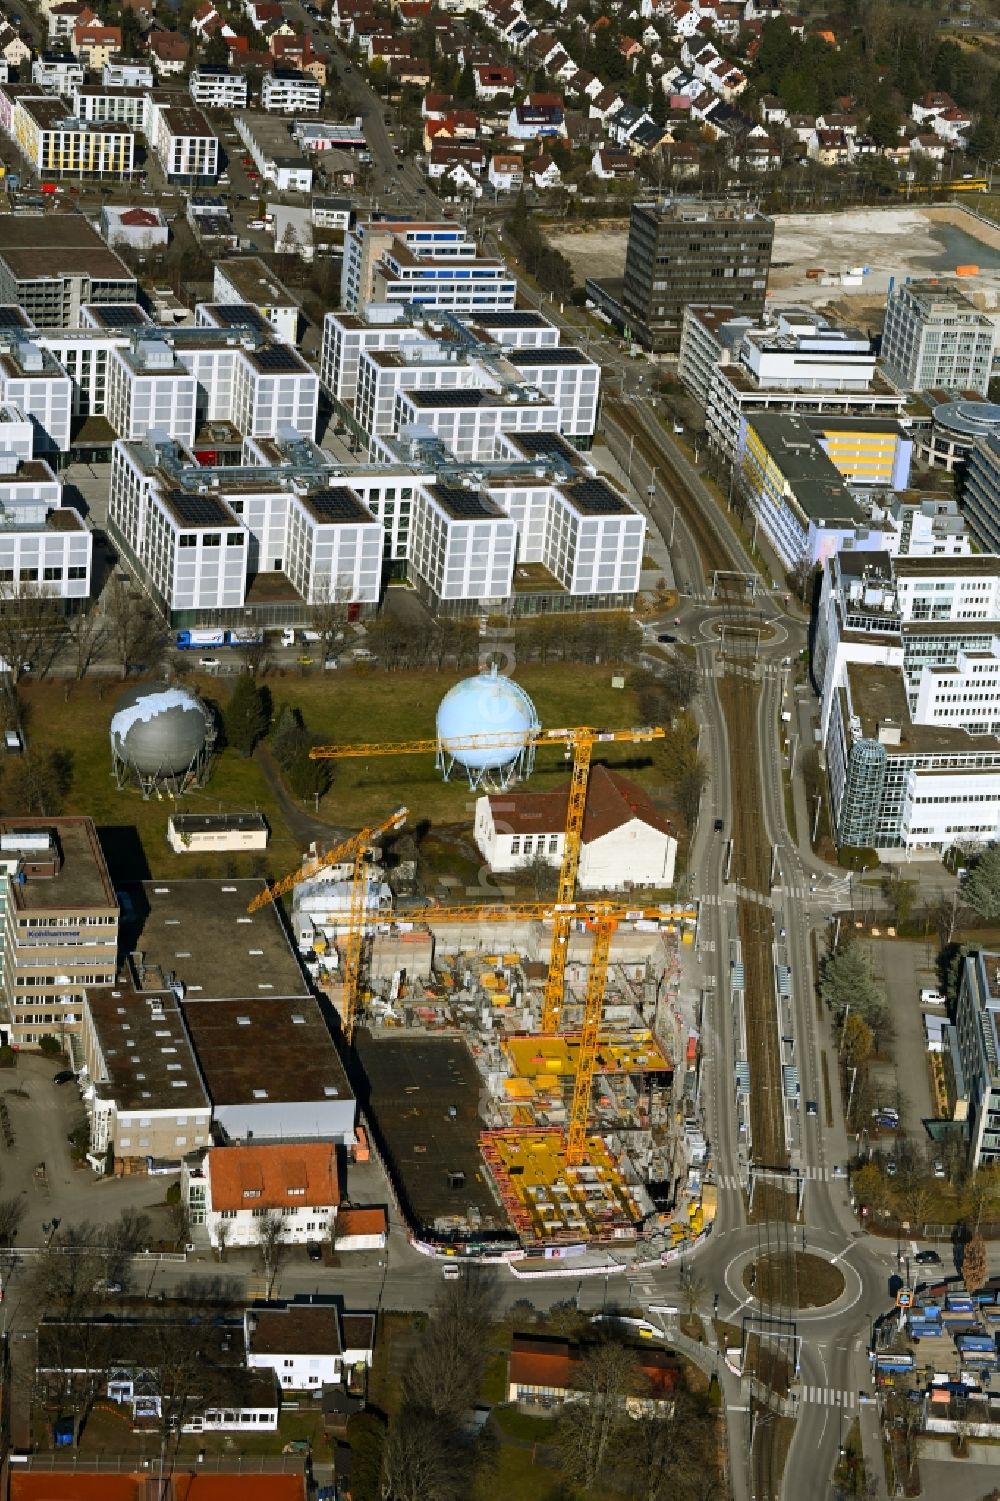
left=503, top=1031, right=672, bottom=1082
left=480, top=1127, right=645, bottom=1248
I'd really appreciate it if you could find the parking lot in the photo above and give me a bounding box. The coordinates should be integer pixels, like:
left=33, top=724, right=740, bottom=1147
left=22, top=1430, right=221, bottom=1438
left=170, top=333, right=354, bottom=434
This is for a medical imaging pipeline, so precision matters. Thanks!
left=0, top=1053, right=173, bottom=1252
left=864, top=936, right=940, bottom=1158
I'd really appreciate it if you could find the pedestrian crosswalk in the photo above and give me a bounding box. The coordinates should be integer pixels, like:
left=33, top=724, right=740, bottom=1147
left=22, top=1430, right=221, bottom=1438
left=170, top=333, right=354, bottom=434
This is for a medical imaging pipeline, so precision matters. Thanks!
left=801, top=1387, right=857, bottom=1410
left=716, top=1165, right=836, bottom=1191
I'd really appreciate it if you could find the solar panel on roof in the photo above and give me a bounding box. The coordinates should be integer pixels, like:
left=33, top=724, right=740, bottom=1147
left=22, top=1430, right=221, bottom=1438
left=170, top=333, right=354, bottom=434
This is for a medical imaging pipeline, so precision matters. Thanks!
left=510, top=347, right=589, bottom=364
left=409, top=389, right=485, bottom=407
left=168, top=491, right=234, bottom=526
left=509, top=432, right=580, bottom=462
left=432, top=484, right=497, bottom=520
left=91, top=305, right=147, bottom=329
left=251, top=344, right=304, bottom=373
left=565, top=477, right=630, bottom=515
left=209, top=303, right=269, bottom=332
left=474, top=311, right=546, bottom=327
left=305, top=487, right=368, bottom=523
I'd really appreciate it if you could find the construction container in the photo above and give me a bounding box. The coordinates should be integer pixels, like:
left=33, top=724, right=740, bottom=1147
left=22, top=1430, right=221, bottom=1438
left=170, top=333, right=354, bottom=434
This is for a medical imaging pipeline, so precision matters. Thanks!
left=956, top=264, right=979, bottom=277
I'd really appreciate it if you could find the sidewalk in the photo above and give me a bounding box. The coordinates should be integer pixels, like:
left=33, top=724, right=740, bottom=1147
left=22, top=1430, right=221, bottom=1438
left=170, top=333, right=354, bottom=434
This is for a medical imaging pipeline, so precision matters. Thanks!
left=670, top=1323, right=750, bottom=1501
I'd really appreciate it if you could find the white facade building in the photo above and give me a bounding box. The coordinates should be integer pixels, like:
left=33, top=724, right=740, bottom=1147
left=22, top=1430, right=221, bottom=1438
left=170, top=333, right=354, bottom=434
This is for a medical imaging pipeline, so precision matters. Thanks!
left=881, top=279, right=996, bottom=395
left=103, top=59, right=154, bottom=88
left=409, top=481, right=517, bottom=604
left=189, top=65, right=249, bottom=109
left=147, top=100, right=219, bottom=184
left=474, top=765, right=677, bottom=889
left=284, top=486, right=383, bottom=605
left=184, top=1142, right=339, bottom=1250
left=393, top=386, right=560, bottom=462
left=340, top=220, right=516, bottom=315
left=213, top=259, right=299, bottom=345
left=815, top=550, right=1000, bottom=851
left=0, top=339, right=73, bottom=453
left=260, top=69, right=322, bottom=114
left=106, top=341, right=198, bottom=445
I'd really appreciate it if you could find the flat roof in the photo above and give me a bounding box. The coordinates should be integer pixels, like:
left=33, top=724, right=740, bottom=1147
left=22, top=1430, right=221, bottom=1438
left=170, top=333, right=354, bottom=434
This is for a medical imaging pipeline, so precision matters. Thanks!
left=895, top=555, right=1000, bottom=577
left=428, top=481, right=503, bottom=521
left=0, top=214, right=135, bottom=284
left=182, top=997, right=351, bottom=1109
left=216, top=256, right=297, bottom=308
left=559, top=475, right=632, bottom=516
left=355, top=1031, right=509, bottom=1235
left=507, top=347, right=593, bottom=366
left=748, top=412, right=863, bottom=527
left=159, top=104, right=215, bottom=138
left=241, top=342, right=309, bottom=375
left=844, top=660, right=1000, bottom=755
left=2, top=817, right=117, bottom=914
left=297, top=486, right=373, bottom=525
left=127, top=879, right=310, bottom=1001
left=87, top=983, right=210, bottom=1114
left=170, top=813, right=267, bottom=835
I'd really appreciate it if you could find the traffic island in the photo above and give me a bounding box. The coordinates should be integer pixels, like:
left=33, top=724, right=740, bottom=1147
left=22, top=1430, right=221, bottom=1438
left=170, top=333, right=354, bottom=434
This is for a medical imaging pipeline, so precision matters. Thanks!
left=742, top=1251, right=846, bottom=1310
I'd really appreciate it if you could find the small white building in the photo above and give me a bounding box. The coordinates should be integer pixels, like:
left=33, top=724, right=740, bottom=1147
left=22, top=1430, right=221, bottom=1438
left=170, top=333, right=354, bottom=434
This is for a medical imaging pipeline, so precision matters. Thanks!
left=474, top=765, right=677, bottom=889
left=167, top=812, right=269, bottom=854
left=99, top=204, right=169, bottom=251
left=183, top=1141, right=340, bottom=1249
left=103, top=59, right=154, bottom=88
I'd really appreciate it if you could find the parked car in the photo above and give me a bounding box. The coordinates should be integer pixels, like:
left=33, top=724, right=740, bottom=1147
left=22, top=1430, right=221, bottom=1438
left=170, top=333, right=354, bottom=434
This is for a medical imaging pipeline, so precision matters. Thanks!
left=915, top=1249, right=942, bottom=1266
left=52, top=1070, right=75, bottom=1085
left=657, top=633, right=676, bottom=644
left=307, top=1242, right=322, bottom=1262
left=442, top=1262, right=461, bottom=1279
left=885, top=1159, right=897, bottom=1177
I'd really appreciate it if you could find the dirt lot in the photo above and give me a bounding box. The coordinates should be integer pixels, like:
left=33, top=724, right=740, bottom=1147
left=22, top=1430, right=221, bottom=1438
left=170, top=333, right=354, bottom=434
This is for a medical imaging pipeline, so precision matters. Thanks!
left=549, top=205, right=1000, bottom=312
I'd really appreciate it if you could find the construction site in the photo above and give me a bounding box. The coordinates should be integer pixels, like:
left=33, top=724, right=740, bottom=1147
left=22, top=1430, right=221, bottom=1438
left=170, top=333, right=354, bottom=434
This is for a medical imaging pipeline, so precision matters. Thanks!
left=247, top=702, right=712, bottom=1258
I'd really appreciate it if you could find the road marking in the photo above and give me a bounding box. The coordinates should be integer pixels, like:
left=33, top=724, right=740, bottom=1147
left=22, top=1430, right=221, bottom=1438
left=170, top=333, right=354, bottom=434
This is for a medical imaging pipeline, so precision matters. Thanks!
left=801, top=1386, right=857, bottom=1408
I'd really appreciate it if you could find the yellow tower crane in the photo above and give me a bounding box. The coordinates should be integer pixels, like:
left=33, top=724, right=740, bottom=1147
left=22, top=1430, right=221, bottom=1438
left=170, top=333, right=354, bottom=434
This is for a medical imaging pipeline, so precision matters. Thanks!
left=308, top=723, right=665, bottom=1036
left=246, top=806, right=408, bottom=1041
left=385, top=898, right=693, bottom=1165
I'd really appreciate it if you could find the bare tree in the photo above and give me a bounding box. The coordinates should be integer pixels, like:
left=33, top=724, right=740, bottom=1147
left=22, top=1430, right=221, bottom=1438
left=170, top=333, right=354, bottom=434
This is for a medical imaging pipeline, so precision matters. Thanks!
left=308, top=575, right=351, bottom=664
left=102, top=574, right=165, bottom=679
left=0, top=1192, right=25, bottom=1247
left=557, top=1337, right=641, bottom=1489
left=256, top=1210, right=287, bottom=1297
left=963, top=1230, right=988, bottom=1294
left=679, top=1259, right=705, bottom=1321
left=402, top=1274, right=493, bottom=1419
left=65, top=606, right=107, bottom=681
left=214, top=1215, right=231, bottom=1263
left=0, top=581, right=69, bottom=681
left=380, top=1413, right=475, bottom=1501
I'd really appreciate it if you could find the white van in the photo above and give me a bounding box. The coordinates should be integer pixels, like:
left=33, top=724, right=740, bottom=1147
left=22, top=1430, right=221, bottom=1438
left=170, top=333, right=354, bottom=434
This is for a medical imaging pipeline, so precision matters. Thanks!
left=441, top=1262, right=461, bottom=1280
left=920, top=988, right=946, bottom=1008
left=280, top=627, right=296, bottom=648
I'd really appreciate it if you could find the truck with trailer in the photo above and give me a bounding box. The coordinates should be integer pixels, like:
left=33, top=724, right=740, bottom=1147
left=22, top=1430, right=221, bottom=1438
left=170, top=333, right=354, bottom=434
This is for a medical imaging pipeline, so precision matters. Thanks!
left=175, top=629, right=264, bottom=649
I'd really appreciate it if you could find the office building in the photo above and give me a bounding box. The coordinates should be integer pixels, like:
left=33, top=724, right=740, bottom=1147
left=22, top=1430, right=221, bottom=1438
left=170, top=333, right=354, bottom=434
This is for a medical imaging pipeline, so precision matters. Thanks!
left=0, top=335, right=73, bottom=452
left=953, top=951, right=1000, bottom=1170
left=920, top=397, right=1000, bottom=474
left=105, top=338, right=198, bottom=445
left=680, top=304, right=905, bottom=459
left=0, top=215, right=136, bottom=327
left=0, top=412, right=91, bottom=597
left=965, top=434, right=1000, bottom=552
left=340, top=220, right=517, bottom=315
left=81, top=979, right=212, bottom=1171
left=0, top=817, right=118, bottom=1050
left=881, top=279, right=996, bottom=395
left=71, top=84, right=149, bottom=130
left=189, top=65, right=248, bottom=110
left=738, top=412, right=912, bottom=569
left=815, top=550, right=1000, bottom=851
left=621, top=198, right=773, bottom=354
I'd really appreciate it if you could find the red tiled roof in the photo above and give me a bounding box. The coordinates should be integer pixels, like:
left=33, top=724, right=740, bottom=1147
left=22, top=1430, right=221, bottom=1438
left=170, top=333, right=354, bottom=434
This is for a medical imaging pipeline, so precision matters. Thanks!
left=338, top=1206, right=387, bottom=1237
left=486, top=765, right=675, bottom=844
left=208, top=1142, right=339, bottom=1213
left=509, top=1334, right=680, bottom=1396
left=120, top=208, right=161, bottom=226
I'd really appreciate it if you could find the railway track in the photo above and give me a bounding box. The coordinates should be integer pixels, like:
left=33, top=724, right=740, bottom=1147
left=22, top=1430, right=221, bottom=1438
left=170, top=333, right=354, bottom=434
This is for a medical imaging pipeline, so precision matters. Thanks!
left=605, top=398, right=735, bottom=577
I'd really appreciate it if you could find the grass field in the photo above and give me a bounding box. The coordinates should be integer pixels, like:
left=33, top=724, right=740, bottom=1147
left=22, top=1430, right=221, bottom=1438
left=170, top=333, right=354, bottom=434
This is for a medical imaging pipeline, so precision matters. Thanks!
left=9, top=663, right=672, bottom=883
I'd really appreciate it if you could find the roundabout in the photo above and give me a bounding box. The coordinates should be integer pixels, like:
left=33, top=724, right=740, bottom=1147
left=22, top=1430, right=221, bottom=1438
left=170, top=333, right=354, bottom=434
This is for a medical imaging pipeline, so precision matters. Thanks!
left=742, top=1250, right=846, bottom=1311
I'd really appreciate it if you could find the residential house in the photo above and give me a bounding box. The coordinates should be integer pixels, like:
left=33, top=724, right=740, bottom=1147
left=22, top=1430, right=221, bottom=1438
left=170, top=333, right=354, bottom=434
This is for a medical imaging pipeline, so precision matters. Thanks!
left=508, top=1334, right=680, bottom=1413
left=911, top=90, right=956, bottom=127
left=911, top=132, right=946, bottom=165
left=489, top=150, right=523, bottom=191
left=245, top=1299, right=375, bottom=1391
left=668, top=140, right=701, bottom=178
left=529, top=152, right=561, bottom=189
left=808, top=127, right=852, bottom=165
left=72, top=19, right=122, bottom=69
left=508, top=93, right=567, bottom=139
left=788, top=112, right=815, bottom=142
left=147, top=30, right=189, bottom=73
left=590, top=83, right=625, bottom=121
left=740, top=125, right=780, bottom=171
left=591, top=145, right=636, bottom=179
left=429, top=141, right=485, bottom=180
left=475, top=63, right=515, bottom=100
left=933, top=106, right=973, bottom=145
left=421, top=91, right=453, bottom=119
left=0, top=24, right=29, bottom=65
left=759, top=93, right=787, bottom=126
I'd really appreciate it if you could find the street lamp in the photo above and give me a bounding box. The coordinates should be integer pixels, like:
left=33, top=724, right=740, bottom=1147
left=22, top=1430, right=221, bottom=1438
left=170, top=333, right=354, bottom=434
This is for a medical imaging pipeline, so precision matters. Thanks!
left=627, top=432, right=636, bottom=479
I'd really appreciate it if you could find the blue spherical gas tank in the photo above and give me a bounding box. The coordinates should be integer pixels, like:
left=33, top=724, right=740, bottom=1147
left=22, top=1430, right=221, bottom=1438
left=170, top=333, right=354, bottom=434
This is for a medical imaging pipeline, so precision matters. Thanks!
left=436, top=667, right=539, bottom=773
